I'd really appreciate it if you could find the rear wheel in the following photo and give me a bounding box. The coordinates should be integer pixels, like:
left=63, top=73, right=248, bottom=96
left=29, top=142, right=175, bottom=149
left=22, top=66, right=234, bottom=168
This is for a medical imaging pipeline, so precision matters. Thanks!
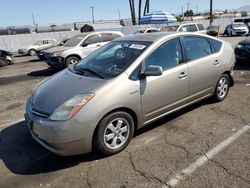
left=0, top=58, right=8, bottom=67
left=94, top=111, right=134, bottom=155
left=65, top=56, right=80, bottom=68
left=29, top=49, right=36, bottom=56
left=213, top=74, right=230, bottom=102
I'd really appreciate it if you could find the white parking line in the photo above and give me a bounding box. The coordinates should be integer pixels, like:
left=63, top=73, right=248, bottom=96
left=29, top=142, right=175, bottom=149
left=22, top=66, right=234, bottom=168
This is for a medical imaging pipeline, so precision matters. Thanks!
left=164, top=125, right=250, bottom=188
left=0, top=118, right=25, bottom=129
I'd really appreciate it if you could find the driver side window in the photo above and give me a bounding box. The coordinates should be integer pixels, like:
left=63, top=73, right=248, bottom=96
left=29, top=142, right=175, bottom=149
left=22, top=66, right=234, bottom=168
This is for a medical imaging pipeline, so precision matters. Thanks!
left=83, top=35, right=101, bottom=46
left=144, top=38, right=183, bottom=71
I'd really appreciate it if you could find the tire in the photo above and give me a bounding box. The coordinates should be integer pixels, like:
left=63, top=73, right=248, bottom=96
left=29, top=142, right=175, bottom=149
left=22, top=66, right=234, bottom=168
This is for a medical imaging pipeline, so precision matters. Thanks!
left=0, top=58, right=8, bottom=67
left=29, top=49, right=36, bottom=56
left=94, top=111, right=134, bottom=155
left=213, top=74, right=230, bottom=102
left=65, top=56, right=80, bottom=68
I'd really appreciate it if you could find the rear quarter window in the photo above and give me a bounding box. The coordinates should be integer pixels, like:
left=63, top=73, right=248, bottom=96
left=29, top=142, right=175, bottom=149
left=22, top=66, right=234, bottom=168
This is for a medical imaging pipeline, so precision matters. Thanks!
left=197, top=24, right=205, bottom=31
left=208, top=38, right=222, bottom=53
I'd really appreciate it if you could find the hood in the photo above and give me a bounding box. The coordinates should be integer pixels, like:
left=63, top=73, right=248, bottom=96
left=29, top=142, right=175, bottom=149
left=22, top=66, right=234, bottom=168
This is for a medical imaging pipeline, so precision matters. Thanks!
left=43, top=46, right=72, bottom=54
left=239, top=37, right=250, bottom=45
left=0, top=50, right=12, bottom=56
left=36, top=44, right=58, bottom=52
left=31, top=69, right=108, bottom=115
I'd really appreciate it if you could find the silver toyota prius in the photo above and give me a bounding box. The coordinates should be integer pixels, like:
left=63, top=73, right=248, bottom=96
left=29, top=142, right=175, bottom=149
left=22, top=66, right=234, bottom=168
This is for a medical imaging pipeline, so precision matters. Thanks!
left=25, top=32, right=235, bottom=156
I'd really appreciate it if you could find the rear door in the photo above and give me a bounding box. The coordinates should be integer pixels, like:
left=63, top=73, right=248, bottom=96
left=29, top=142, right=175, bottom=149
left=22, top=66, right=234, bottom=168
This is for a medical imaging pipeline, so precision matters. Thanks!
left=183, top=36, right=222, bottom=99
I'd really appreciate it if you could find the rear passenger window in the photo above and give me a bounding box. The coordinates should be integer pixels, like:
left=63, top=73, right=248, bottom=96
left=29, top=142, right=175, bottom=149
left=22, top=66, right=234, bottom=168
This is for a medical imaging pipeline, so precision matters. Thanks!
left=144, top=38, right=183, bottom=70
left=197, top=24, right=205, bottom=31
left=180, top=24, right=198, bottom=32
left=101, top=34, right=115, bottom=42
left=208, top=38, right=222, bottom=53
left=184, top=36, right=212, bottom=61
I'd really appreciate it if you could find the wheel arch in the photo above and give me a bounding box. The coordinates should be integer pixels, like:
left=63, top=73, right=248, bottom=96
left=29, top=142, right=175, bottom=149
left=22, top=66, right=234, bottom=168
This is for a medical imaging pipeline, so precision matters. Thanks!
left=222, top=71, right=234, bottom=87
left=92, top=107, right=139, bottom=149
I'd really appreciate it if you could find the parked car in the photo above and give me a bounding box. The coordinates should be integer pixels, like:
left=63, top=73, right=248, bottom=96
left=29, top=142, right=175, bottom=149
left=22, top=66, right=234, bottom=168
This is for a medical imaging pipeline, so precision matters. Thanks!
left=44, top=31, right=123, bottom=69
left=0, top=49, right=14, bottom=67
left=224, top=23, right=249, bottom=36
left=134, top=28, right=160, bottom=34
left=37, top=38, right=70, bottom=60
left=235, top=37, right=250, bottom=63
left=25, top=32, right=235, bottom=156
left=234, top=18, right=250, bottom=31
left=161, top=23, right=206, bottom=34
left=18, top=39, right=58, bottom=56
left=206, top=25, right=220, bottom=36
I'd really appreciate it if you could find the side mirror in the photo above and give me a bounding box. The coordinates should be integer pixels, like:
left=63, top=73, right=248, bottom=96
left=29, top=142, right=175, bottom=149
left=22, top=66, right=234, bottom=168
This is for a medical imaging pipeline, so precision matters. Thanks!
left=141, top=65, right=163, bottom=77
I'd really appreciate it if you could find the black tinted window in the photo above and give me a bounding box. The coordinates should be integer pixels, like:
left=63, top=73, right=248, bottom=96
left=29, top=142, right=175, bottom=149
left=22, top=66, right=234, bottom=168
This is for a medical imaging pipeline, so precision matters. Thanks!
left=197, top=24, right=205, bottom=31
left=101, top=34, right=115, bottom=42
left=84, top=35, right=100, bottom=45
left=208, top=38, right=222, bottom=53
left=144, top=38, right=183, bottom=70
left=180, top=24, right=198, bottom=32
left=184, top=36, right=212, bottom=61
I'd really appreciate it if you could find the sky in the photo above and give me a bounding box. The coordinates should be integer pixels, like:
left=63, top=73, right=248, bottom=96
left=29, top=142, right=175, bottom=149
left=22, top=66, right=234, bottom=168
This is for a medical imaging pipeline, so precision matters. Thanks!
left=0, top=0, right=249, bottom=27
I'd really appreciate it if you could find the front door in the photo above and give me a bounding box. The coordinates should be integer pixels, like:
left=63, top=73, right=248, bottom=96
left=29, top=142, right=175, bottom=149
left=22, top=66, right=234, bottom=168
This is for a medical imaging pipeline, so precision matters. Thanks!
left=141, top=38, right=189, bottom=123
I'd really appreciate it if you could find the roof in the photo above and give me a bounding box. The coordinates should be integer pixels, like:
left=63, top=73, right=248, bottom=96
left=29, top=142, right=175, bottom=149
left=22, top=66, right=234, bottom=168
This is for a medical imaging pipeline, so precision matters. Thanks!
left=114, top=32, right=174, bottom=43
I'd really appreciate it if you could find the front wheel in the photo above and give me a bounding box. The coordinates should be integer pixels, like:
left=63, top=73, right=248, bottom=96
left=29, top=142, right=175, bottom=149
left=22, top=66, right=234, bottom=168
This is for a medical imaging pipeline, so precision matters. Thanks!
left=29, top=49, right=36, bottom=56
left=213, top=74, right=230, bottom=102
left=65, top=56, right=80, bottom=68
left=94, top=112, right=134, bottom=155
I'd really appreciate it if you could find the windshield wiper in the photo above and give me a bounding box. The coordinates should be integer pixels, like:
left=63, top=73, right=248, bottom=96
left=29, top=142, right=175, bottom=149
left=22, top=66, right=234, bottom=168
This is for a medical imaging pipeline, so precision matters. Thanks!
left=76, top=67, right=106, bottom=79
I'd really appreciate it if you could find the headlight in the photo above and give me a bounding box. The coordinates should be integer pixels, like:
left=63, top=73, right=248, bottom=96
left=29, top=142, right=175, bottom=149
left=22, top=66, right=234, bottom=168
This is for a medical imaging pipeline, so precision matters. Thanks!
left=50, top=94, right=94, bottom=121
left=236, top=44, right=244, bottom=49
left=51, top=53, right=58, bottom=57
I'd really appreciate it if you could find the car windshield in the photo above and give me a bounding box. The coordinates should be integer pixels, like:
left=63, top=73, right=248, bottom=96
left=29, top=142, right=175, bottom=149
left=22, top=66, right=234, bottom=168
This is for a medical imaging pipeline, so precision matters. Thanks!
left=63, top=34, right=88, bottom=47
left=161, top=25, right=179, bottom=32
left=74, top=41, right=152, bottom=79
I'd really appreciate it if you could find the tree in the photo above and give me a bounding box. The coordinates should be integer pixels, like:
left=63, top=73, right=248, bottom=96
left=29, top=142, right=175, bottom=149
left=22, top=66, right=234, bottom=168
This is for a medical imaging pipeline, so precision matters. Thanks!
left=184, top=10, right=194, bottom=17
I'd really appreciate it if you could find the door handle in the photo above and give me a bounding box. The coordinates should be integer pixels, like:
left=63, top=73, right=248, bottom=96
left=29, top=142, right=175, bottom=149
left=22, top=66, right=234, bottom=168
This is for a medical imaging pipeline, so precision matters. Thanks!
left=178, top=72, right=187, bottom=79
left=214, top=60, right=221, bottom=65
left=96, top=44, right=101, bottom=47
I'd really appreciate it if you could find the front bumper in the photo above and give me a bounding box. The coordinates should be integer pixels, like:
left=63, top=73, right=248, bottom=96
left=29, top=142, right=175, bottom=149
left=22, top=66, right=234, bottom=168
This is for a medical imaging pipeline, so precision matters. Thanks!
left=25, top=97, right=93, bottom=156
left=232, top=30, right=248, bottom=35
left=46, top=56, right=65, bottom=69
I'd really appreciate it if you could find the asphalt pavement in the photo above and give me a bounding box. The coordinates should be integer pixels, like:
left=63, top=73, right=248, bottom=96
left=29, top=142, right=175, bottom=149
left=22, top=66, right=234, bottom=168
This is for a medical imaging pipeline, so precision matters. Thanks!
left=0, top=36, right=249, bottom=188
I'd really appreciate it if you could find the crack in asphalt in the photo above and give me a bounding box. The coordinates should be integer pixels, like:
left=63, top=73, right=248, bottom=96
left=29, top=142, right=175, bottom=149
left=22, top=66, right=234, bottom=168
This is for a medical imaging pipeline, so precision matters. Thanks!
left=210, top=159, right=250, bottom=185
left=161, top=133, right=189, bottom=159
left=86, top=164, right=93, bottom=188
left=126, top=151, right=170, bottom=188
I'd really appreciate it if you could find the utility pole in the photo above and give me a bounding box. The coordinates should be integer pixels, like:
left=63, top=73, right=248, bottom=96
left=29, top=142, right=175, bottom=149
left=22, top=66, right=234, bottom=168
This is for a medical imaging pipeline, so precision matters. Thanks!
left=91, top=6, right=95, bottom=23
left=187, top=2, right=190, bottom=11
left=210, top=0, right=213, bottom=25
left=118, top=8, right=121, bottom=20
left=181, top=6, right=184, bottom=18
left=32, top=12, right=36, bottom=30
left=196, top=5, right=199, bottom=15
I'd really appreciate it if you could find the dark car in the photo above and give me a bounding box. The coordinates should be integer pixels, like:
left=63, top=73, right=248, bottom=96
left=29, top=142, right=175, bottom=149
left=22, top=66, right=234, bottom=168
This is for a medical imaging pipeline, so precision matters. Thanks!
left=206, top=25, right=219, bottom=36
left=235, top=37, right=250, bottom=63
left=37, top=38, right=70, bottom=60
left=0, top=50, right=14, bottom=67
